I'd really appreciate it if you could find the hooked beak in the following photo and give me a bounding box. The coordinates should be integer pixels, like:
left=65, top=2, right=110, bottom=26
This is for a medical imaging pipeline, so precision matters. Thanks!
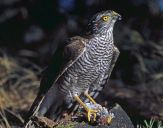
left=112, top=11, right=122, bottom=20
left=117, top=15, right=122, bottom=20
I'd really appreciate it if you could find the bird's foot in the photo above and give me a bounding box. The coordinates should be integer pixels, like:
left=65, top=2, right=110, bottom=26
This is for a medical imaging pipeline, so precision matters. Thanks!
left=84, top=102, right=115, bottom=125
left=86, top=108, right=97, bottom=122
left=84, top=91, right=96, bottom=104
left=106, top=113, right=115, bottom=124
left=74, top=95, right=98, bottom=122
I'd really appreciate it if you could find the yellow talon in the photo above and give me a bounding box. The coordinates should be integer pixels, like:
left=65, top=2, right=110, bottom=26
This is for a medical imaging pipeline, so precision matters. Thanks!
left=74, top=95, right=97, bottom=122
left=87, top=108, right=97, bottom=122
left=93, top=112, right=96, bottom=121
left=107, top=115, right=113, bottom=124
left=88, top=110, right=91, bottom=122
left=84, top=92, right=96, bottom=104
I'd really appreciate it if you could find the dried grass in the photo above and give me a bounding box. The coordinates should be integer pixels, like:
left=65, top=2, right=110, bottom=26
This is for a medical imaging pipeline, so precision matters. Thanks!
left=0, top=51, right=41, bottom=127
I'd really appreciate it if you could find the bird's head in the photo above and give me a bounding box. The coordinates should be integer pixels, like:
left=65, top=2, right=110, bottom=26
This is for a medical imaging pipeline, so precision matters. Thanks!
left=88, top=10, right=121, bottom=35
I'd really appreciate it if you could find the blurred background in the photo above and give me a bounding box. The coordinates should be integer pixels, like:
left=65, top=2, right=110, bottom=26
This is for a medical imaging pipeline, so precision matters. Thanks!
left=0, top=0, right=163, bottom=127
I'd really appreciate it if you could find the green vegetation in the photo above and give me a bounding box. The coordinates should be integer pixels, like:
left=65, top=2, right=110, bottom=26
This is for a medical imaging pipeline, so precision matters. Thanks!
left=138, top=119, right=163, bottom=128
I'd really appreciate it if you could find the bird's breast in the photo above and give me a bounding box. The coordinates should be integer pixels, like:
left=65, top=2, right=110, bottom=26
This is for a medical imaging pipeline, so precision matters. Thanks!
left=58, top=38, right=114, bottom=95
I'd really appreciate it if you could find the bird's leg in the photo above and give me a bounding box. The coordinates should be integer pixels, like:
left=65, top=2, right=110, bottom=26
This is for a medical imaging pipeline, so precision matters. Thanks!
left=84, top=90, right=96, bottom=104
left=84, top=91, right=114, bottom=124
left=74, top=94, right=97, bottom=122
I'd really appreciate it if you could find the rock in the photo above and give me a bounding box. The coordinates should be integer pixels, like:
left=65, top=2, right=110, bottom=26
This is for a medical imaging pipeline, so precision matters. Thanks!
left=103, top=104, right=134, bottom=128
left=26, top=103, right=134, bottom=128
left=72, top=104, right=134, bottom=128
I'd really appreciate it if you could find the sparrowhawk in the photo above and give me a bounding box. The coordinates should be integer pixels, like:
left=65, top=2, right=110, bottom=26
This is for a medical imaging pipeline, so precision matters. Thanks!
left=26, top=10, right=121, bottom=124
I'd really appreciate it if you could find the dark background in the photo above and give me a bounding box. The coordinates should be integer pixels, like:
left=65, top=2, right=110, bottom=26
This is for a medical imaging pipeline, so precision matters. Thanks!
left=0, top=0, right=163, bottom=127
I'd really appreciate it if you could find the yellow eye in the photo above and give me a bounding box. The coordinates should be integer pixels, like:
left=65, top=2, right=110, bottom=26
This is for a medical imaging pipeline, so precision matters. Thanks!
left=102, top=16, right=109, bottom=22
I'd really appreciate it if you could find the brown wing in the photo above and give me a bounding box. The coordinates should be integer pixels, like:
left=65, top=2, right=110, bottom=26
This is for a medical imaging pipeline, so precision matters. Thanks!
left=26, top=36, right=87, bottom=122
left=54, top=36, right=87, bottom=84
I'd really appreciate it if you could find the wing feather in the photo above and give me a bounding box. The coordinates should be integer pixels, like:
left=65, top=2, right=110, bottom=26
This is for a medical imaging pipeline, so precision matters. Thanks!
left=54, top=36, right=87, bottom=84
left=26, top=36, right=87, bottom=121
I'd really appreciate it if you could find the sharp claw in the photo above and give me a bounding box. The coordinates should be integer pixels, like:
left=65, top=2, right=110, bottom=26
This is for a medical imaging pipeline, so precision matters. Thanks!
left=74, top=95, right=97, bottom=122
left=93, top=113, right=96, bottom=121
left=87, top=109, right=97, bottom=122
left=107, top=115, right=113, bottom=124
left=88, top=111, right=91, bottom=122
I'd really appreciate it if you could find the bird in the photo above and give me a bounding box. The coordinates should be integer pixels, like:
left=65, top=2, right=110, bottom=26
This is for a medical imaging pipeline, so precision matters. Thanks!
left=25, top=10, right=121, bottom=125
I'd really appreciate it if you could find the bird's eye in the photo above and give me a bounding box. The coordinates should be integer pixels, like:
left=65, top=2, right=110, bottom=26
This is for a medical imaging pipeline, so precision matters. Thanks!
left=102, top=16, right=109, bottom=22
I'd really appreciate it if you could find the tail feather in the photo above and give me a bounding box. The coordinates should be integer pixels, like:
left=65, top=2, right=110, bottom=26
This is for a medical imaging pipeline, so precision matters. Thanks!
left=25, top=94, right=44, bottom=122
left=25, top=85, right=67, bottom=127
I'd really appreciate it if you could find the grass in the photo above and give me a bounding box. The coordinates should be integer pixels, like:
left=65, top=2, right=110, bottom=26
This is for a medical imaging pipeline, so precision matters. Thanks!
left=137, top=119, right=163, bottom=128
left=0, top=51, right=41, bottom=127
